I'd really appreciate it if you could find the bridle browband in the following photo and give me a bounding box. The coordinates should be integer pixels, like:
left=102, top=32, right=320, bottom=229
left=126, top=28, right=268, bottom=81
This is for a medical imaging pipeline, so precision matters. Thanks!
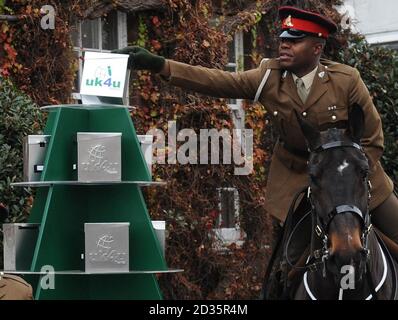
left=313, top=141, right=362, bottom=153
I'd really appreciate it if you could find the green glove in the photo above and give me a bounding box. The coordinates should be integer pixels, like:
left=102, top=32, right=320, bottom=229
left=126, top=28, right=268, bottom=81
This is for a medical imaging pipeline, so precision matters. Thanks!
left=112, top=46, right=165, bottom=73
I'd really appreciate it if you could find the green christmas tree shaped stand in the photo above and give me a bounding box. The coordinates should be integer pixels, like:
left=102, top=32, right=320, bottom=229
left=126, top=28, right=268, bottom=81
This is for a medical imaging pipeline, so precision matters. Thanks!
left=19, top=105, right=171, bottom=299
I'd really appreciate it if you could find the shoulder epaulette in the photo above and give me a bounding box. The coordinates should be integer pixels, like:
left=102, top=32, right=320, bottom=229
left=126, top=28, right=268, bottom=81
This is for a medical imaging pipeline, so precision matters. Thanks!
left=321, top=59, right=354, bottom=75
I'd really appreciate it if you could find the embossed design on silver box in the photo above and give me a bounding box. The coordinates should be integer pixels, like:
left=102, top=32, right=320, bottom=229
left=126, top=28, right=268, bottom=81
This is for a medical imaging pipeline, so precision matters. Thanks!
left=84, top=223, right=129, bottom=273
left=88, top=234, right=127, bottom=265
left=81, top=144, right=119, bottom=174
left=77, top=132, right=122, bottom=182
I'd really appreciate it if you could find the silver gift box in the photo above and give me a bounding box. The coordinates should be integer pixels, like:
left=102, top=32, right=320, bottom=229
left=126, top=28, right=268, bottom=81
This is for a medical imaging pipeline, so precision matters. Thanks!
left=84, top=223, right=129, bottom=273
left=77, top=132, right=122, bottom=182
left=3, top=223, right=40, bottom=271
left=151, top=220, right=166, bottom=258
left=138, top=135, right=153, bottom=177
left=23, top=135, right=51, bottom=181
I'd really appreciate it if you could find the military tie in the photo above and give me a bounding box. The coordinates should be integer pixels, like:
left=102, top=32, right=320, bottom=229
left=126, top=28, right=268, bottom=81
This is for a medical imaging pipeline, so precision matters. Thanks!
left=295, top=78, right=307, bottom=103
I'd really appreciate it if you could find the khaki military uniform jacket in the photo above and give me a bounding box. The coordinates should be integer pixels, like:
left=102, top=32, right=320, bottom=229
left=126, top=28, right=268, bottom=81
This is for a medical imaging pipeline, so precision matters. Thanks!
left=0, top=274, right=33, bottom=300
left=166, top=58, right=394, bottom=222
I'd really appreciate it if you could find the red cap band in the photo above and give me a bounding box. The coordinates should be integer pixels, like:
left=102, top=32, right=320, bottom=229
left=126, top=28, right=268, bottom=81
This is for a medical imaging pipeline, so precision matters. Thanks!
left=282, top=16, right=330, bottom=38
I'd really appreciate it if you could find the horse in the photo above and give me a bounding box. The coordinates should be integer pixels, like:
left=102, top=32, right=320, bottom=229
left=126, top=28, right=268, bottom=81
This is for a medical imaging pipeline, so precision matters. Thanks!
left=263, top=104, right=398, bottom=300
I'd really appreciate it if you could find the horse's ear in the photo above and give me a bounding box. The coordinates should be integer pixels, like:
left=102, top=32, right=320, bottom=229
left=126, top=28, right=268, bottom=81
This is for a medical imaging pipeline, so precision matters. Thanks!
left=348, top=103, right=365, bottom=144
left=294, top=109, right=320, bottom=150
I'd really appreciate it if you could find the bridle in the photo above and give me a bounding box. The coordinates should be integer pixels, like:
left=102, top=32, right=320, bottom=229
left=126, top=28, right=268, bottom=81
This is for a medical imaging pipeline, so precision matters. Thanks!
left=312, top=142, right=370, bottom=233
left=284, top=139, right=380, bottom=298
left=308, top=140, right=372, bottom=279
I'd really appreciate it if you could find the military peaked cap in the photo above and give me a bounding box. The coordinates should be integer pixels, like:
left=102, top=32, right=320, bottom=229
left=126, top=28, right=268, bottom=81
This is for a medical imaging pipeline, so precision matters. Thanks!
left=279, top=6, right=338, bottom=39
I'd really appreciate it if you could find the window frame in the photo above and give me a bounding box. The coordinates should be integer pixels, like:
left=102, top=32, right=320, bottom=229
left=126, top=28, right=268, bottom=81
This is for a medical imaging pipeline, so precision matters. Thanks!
left=226, top=31, right=245, bottom=131
left=213, top=187, right=246, bottom=249
left=212, top=31, right=247, bottom=249
left=71, top=11, right=127, bottom=96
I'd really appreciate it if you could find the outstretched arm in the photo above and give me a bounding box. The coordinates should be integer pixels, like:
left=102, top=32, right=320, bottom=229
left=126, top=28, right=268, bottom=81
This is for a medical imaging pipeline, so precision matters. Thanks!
left=164, top=59, right=263, bottom=99
left=113, top=46, right=265, bottom=100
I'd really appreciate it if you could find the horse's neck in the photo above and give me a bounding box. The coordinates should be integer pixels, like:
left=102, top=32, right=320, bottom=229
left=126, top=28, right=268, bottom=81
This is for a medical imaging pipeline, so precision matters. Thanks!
left=305, top=271, right=342, bottom=300
left=366, top=229, right=395, bottom=299
left=368, top=230, right=385, bottom=278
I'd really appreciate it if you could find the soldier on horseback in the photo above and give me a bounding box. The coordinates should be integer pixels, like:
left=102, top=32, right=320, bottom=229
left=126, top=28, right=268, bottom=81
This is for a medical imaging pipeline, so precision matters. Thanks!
left=113, top=6, right=398, bottom=299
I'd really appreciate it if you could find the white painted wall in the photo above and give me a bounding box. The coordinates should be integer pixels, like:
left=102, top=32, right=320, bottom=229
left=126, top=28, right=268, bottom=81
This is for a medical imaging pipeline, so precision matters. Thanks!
left=341, top=0, right=398, bottom=44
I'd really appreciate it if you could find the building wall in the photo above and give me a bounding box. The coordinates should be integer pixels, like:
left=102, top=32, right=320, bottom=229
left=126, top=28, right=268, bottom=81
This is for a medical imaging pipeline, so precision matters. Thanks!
left=342, top=0, right=398, bottom=47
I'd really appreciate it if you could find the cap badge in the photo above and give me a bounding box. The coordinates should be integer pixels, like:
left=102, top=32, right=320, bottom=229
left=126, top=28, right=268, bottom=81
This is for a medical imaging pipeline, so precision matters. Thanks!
left=318, top=71, right=325, bottom=78
left=284, top=15, right=294, bottom=27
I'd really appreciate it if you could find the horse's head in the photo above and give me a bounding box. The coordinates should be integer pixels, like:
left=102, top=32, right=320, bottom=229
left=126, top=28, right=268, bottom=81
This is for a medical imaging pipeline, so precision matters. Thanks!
left=296, top=104, right=371, bottom=284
